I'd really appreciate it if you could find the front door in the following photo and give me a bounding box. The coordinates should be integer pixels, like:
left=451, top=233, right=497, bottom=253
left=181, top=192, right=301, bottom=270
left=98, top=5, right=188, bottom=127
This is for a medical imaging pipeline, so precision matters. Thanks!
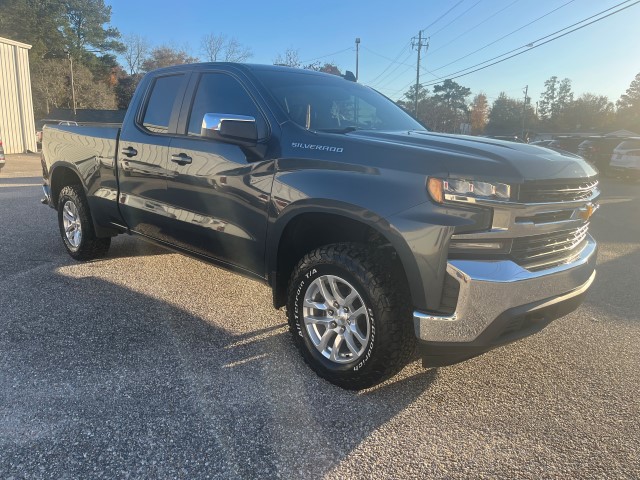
left=164, top=72, right=274, bottom=275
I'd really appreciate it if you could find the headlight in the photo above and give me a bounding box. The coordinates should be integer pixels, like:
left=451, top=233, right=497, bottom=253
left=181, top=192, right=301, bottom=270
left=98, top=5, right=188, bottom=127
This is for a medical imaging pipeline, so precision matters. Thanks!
left=428, top=177, right=511, bottom=203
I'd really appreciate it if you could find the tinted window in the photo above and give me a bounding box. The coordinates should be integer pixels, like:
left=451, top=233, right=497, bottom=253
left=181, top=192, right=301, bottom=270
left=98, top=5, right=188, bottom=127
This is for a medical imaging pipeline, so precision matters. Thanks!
left=617, top=140, right=640, bottom=150
left=142, top=75, right=184, bottom=134
left=253, top=70, right=424, bottom=132
left=188, top=73, right=265, bottom=137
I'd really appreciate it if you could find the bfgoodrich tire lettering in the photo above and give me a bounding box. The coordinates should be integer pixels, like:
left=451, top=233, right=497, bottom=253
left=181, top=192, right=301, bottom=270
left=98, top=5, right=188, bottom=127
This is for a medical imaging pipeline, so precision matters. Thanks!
left=57, top=185, right=111, bottom=261
left=287, top=243, right=415, bottom=390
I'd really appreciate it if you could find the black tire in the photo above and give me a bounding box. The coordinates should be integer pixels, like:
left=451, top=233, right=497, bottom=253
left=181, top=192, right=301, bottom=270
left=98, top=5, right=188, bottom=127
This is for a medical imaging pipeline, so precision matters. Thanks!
left=57, top=185, right=111, bottom=261
left=287, top=243, right=416, bottom=390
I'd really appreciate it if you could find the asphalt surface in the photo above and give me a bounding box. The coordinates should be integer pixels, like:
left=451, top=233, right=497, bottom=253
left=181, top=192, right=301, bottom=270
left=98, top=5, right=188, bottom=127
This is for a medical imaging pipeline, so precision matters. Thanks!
left=1, top=154, right=639, bottom=479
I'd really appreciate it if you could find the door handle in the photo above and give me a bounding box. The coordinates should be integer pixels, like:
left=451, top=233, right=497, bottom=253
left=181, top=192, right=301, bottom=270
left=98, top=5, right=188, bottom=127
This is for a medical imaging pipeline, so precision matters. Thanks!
left=121, top=146, right=138, bottom=157
left=171, top=153, right=192, bottom=166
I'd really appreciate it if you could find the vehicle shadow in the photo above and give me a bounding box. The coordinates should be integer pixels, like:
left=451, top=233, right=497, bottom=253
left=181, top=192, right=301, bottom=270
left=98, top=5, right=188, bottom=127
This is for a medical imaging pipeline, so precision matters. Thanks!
left=0, top=263, right=437, bottom=478
left=108, top=235, right=170, bottom=259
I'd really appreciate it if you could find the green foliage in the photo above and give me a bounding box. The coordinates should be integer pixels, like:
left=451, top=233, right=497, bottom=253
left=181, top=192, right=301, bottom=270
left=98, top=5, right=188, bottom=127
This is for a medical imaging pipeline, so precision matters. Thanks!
left=470, top=93, right=488, bottom=134
left=31, top=58, right=116, bottom=114
left=61, top=0, right=123, bottom=57
left=115, top=73, right=143, bottom=110
left=565, top=93, right=614, bottom=131
left=0, top=0, right=122, bottom=118
left=486, top=93, right=522, bottom=134
left=616, top=73, right=640, bottom=132
left=0, top=0, right=67, bottom=59
left=433, top=79, right=471, bottom=112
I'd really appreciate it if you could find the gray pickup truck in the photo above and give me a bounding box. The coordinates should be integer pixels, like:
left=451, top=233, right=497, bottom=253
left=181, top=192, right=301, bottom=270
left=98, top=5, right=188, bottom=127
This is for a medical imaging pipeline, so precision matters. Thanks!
left=41, top=63, right=599, bottom=389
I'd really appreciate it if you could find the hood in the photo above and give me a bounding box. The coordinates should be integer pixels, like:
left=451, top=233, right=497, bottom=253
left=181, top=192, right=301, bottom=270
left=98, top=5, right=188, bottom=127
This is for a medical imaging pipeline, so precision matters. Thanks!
left=345, top=130, right=597, bottom=182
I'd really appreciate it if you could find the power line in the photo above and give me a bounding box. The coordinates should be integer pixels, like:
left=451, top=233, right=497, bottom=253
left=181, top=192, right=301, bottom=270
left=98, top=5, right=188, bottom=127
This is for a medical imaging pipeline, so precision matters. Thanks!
left=366, top=0, right=464, bottom=85
left=422, top=0, right=640, bottom=87
left=428, top=0, right=577, bottom=75
left=365, top=41, right=412, bottom=84
left=368, top=48, right=414, bottom=86
left=423, top=0, right=466, bottom=31
left=361, top=46, right=415, bottom=69
left=427, top=0, right=521, bottom=56
left=299, top=47, right=353, bottom=64
left=430, top=0, right=484, bottom=37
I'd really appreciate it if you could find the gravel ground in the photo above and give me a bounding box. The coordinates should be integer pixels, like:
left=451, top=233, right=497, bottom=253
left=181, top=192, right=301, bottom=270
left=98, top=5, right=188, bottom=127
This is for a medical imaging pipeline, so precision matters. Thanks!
left=1, top=154, right=639, bottom=478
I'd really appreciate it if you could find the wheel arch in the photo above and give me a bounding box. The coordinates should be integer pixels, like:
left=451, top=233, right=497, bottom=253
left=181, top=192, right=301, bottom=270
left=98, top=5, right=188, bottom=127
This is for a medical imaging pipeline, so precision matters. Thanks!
left=268, top=204, right=423, bottom=310
left=49, top=162, right=85, bottom=209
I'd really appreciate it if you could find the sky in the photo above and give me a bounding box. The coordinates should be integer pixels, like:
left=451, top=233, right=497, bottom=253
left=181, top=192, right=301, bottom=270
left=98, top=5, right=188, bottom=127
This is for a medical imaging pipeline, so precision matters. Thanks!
left=107, top=0, right=640, bottom=106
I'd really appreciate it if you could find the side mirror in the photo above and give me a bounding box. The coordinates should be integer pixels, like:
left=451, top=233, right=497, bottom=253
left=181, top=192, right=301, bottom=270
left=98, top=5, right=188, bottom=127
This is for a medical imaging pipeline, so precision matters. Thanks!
left=201, top=113, right=258, bottom=147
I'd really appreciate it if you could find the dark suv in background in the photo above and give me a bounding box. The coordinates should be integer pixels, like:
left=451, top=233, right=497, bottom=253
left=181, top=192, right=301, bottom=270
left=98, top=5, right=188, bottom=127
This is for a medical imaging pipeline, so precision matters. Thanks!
left=547, top=136, right=586, bottom=154
left=577, top=136, right=629, bottom=172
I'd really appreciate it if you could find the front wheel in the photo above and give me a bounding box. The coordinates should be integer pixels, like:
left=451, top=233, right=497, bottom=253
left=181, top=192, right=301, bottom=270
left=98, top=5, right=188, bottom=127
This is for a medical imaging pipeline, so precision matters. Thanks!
left=287, top=243, right=416, bottom=390
left=57, top=185, right=111, bottom=261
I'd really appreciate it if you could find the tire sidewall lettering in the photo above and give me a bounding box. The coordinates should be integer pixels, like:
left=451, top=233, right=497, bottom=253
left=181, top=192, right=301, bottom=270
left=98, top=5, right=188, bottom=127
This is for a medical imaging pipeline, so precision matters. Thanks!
left=294, top=265, right=377, bottom=372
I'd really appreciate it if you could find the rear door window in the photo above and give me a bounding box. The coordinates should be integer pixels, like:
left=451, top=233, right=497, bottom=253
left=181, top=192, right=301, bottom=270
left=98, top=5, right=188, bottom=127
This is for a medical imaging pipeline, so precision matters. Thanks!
left=142, top=74, right=185, bottom=134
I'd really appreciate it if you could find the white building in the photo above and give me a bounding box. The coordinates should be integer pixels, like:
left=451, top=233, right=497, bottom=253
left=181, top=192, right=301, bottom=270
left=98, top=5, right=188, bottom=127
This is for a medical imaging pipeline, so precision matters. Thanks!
left=0, top=36, right=37, bottom=154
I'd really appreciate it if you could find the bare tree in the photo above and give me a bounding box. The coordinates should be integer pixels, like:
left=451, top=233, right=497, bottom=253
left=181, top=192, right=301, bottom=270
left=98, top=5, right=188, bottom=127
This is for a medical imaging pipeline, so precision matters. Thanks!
left=201, top=33, right=226, bottom=61
left=142, top=45, right=199, bottom=72
left=122, top=34, right=149, bottom=75
left=201, top=34, right=252, bottom=63
left=273, top=48, right=300, bottom=68
left=224, top=38, right=252, bottom=62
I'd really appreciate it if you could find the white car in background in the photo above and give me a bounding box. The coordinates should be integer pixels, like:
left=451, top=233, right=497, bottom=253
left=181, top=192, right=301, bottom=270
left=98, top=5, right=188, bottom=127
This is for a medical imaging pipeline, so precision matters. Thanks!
left=0, top=135, right=5, bottom=172
left=609, top=139, right=640, bottom=180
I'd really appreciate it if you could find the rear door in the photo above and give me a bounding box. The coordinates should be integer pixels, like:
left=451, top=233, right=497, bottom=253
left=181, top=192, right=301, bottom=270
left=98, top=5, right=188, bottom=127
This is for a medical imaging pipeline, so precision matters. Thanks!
left=164, top=70, right=274, bottom=276
left=117, top=73, right=190, bottom=238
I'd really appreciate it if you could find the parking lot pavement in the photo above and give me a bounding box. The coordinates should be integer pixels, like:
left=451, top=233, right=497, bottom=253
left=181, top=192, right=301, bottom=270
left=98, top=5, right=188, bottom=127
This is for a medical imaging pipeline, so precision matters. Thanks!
left=1, top=156, right=639, bottom=478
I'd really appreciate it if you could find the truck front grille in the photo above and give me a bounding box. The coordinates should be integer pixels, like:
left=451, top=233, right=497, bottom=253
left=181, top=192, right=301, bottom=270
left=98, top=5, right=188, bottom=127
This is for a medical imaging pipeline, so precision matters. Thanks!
left=518, top=179, right=598, bottom=203
left=511, top=224, right=589, bottom=271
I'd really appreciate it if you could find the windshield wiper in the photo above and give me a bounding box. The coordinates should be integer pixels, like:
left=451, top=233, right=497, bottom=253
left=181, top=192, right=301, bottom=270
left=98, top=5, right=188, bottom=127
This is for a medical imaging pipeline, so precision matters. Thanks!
left=316, top=126, right=359, bottom=134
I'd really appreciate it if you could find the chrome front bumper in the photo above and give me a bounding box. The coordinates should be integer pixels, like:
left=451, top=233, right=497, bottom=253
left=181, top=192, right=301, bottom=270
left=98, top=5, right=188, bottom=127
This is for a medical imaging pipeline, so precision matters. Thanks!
left=414, top=235, right=597, bottom=343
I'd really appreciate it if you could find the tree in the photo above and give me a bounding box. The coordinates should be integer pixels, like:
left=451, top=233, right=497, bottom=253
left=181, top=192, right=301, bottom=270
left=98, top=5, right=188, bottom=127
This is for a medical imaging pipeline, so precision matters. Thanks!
left=432, top=79, right=471, bottom=133
left=115, top=73, right=143, bottom=109
left=564, top=93, right=614, bottom=131
left=485, top=93, right=523, bottom=135
left=557, top=78, right=574, bottom=112
left=617, top=73, right=640, bottom=131
left=31, top=57, right=116, bottom=114
left=273, top=48, right=301, bottom=68
left=122, top=34, right=149, bottom=75
left=71, top=61, right=117, bottom=109
left=31, top=59, right=71, bottom=115
left=200, top=33, right=252, bottom=63
left=0, top=0, right=67, bottom=60
left=142, top=46, right=199, bottom=72
left=396, top=84, right=428, bottom=118
left=538, top=76, right=558, bottom=121
left=470, top=93, right=489, bottom=134
left=538, top=76, right=574, bottom=130
left=61, top=0, right=124, bottom=57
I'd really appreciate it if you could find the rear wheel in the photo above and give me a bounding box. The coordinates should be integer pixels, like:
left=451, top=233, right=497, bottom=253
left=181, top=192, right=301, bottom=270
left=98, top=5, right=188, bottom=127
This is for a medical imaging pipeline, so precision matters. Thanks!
left=287, top=243, right=415, bottom=390
left=57, top=185, right=110, bottom=261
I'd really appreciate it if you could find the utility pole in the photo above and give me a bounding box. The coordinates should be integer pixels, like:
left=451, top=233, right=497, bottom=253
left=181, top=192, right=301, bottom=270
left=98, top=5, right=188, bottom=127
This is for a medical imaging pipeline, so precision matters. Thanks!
left=355, top=37, right=361, bottom=81
left=67, top=52, right=77, bottom=119
left=521, top=85, right=529, bottom=142
left=412, top=30, right=429, bottom=118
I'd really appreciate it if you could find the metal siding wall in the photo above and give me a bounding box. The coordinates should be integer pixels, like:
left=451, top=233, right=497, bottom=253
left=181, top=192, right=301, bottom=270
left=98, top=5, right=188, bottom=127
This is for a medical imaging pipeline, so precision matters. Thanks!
left=0, top=42, right=22, bottom=153
left=17, top=47, right=37, bottom=152
left=0, top=38, right=36, bottom=154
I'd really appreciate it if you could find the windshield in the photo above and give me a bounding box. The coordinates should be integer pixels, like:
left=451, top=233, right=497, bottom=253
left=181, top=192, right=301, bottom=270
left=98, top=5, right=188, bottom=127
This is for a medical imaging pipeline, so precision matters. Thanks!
left=253, top=70, right=425, bottom=132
